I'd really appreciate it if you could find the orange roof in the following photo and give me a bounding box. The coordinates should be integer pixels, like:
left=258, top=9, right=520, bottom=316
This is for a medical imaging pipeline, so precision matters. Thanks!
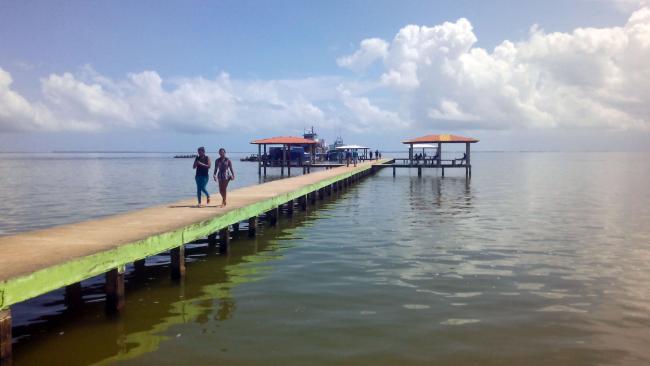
left=250, top=136, right=318, bottom=145
left=402, top=134, right=479, bottom=144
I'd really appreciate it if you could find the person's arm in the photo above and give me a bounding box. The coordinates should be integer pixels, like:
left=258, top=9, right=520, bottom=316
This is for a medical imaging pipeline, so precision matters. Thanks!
left=193, top=157, right=198, bottom=169
left=228, top=159, right=235, bottom=180
left=196, top=159, right=210, bottom=168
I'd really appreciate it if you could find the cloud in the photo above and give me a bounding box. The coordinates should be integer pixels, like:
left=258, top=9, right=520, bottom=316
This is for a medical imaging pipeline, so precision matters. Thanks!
left=338, top=7, right=650, bottom=131
left=0, top=66, right=338, bottom=133
left=0, top=68, right=54, bottom=131
left=338, top=86, right=405, bottom=132
left=337, top=38, right=389, bottom=72
left=2, top=7, right=650, bottom=135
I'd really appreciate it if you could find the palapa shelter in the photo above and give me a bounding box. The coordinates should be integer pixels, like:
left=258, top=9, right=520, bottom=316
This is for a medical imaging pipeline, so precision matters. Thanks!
left=402, top=134, right=479, bottom=177
left=335, top=144, right=370, bottom=160
left=251, top=136, right=319, bottom=176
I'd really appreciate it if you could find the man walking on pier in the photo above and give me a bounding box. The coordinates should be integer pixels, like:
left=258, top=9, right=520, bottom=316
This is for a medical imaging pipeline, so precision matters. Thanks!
left=193, top=146, right=211, bottom=207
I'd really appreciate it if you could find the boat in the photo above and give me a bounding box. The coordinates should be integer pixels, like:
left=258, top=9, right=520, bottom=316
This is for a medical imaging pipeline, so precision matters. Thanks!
left=240, top=154, right=259, bottom=162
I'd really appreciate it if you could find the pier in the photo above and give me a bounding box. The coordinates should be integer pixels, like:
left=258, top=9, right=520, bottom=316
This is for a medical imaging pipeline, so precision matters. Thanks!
left=0, top=159, right=384, bottom=365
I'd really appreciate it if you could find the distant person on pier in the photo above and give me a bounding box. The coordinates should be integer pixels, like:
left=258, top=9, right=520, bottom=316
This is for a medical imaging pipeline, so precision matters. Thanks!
left=346, top=149, right=351, bottom=167
left=214, top=148, right=235, bottom=207
left=376, top=150, right=380, bottom=160
left=193, top=146, right=211, bottom=207
left=369, top=151, right=373, bottom=160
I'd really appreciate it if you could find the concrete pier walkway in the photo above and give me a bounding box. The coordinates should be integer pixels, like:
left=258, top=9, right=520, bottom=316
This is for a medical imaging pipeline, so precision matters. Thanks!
left=0, top=159, right=383, bottom=364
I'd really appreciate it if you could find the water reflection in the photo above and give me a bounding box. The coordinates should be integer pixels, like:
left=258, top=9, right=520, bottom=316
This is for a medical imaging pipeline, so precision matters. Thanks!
left=11, top=208, right=311, bottom=365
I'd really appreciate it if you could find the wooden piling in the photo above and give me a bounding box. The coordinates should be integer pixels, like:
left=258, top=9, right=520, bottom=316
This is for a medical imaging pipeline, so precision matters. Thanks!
left=267, top=207, right=279, bottom=226
left=299, top=195, right=308, bottom=210
left=248, top=216, right=258, bottom=237
left=309, top=191, right=316, bottom=204
left=134, top=258, right=146, bottom=273
left=232, top=222, right=240, bottom=238
left=286, top=199, right=294, bottom=215
left=418, top=166, right=422, bottom=177
left=218, top=227, right=230, bottom=254
left=0, top=308, right=11, bottom=366
left=65, top=282, right=83, bottom=308
left=105, top=266, right=125, bottom=313
left=208, top=233, right=217, bottom=247
left=170, top=246, right=185, bottom=279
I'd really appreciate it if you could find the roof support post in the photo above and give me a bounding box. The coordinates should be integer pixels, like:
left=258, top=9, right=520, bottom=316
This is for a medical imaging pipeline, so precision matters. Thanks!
left=281, top=144, right=286, bottom=176
left=257, top=144, right=262, bottom=176
left=437, top=142, right=442, bottom=168
left=409, top=144, right=413, bottom=167
left=466, top=142, right=471, bottom=178
left=263, top=144, right=267, bottom=177
left=287, top=144, right=291, bottom=176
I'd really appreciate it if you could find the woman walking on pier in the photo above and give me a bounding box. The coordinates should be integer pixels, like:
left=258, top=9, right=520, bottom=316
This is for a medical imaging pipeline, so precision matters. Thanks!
left=193, top=146, right=211, bottom=207
left=213, top=148, right=235, bottom=207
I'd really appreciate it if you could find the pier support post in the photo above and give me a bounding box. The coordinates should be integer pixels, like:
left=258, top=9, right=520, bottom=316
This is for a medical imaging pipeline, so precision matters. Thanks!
left=170, top=246, right=185, bottom=280
left=248, top=216, right=258, bottom=237
left=318, top=188, right=324, bottom=200
left=418, top=166, right=422, bottom=177
left=65, top=282, right=84, bottom=308
left=309, top=191, right=316, bottom=204
left=393, top=166, right=396, bottom=177
left=329, top=184, right=334, bottom=196
left=105, top=266, right=125, bottom=313
left=218, top=227, right=230, bottom=254
left=442, top=167, right=445, bottom=177
left=232, top=223, right=240, bottom=238
left=299, top=195, right=308, bottom=210
left=0, top=308, right=11, bottom=366
left=134, top=259, right=146, bottom=274
left=208, top=233, right=217, bottom=248
left=286, top=200, right=294, bottom=215
left=267, top=207, right=279, bottom=226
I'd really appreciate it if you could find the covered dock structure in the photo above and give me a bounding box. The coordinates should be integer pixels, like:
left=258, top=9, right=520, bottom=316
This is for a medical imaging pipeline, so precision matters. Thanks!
left=251, top=136, right=318, bottom=176
left=374, top=134, right=478, bottom=178
left=335, top=144, right=370, bottom=162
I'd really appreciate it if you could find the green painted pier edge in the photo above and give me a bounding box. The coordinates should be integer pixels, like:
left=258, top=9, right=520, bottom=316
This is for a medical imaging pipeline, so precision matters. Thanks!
left=0, top=161, right=381, bottom=364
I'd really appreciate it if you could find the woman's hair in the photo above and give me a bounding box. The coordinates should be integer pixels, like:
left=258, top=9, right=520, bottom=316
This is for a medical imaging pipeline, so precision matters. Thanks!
left=219, top=148, right=226, bottom=154
left=197, top=146, right=205, bottom=152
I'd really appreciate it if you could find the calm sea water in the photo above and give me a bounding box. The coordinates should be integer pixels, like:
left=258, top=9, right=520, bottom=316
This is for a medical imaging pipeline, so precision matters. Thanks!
left=2, top=152, right=650, bottom=365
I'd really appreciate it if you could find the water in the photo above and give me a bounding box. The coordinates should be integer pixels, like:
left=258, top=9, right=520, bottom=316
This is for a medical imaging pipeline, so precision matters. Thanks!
left=2, top=152, right=650, bottom=365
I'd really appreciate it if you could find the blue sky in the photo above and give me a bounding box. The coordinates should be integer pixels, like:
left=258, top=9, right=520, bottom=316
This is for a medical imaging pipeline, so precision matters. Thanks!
left=1, top=0, right=649, bottom=152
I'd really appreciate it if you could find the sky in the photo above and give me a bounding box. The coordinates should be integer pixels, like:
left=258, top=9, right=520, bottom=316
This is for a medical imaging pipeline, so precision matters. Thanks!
left=1, top=0, right=649, bottom=152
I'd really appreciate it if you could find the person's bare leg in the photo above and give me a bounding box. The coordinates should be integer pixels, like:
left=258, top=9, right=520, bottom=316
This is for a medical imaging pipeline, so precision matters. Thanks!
left=219, top=181, right=227, bottom=206
left=223, top=180, right=230, bottom=206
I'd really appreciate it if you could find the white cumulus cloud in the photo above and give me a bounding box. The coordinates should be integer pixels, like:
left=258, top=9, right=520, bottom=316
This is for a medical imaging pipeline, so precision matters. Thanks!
left=337, top=38, right=389, bottom=72
left=338, top=7, right=650, bottom=131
